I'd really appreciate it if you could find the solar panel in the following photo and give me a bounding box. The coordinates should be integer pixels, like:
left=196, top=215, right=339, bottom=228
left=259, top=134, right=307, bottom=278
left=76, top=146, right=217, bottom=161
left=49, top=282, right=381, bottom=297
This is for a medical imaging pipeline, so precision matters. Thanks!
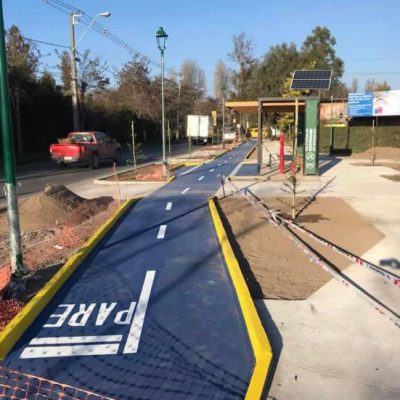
left=290, top=70, right=332, bottom=90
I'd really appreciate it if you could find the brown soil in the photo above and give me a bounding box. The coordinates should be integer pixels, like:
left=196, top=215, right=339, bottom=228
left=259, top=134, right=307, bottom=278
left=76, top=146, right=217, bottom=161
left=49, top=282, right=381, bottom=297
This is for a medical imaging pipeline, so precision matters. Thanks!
left=382, top=175, right=400, bottom=182
left=108, top=164, right=168, bottom=182
left=247, top=147, right=257, bottom=160
left=0, top=184, right=84, bottom=234
left=350, top=146, right=400, bottom=159
left=218, top=196, right=384, bottom=300
left=0, top=184, right=119, bottom=309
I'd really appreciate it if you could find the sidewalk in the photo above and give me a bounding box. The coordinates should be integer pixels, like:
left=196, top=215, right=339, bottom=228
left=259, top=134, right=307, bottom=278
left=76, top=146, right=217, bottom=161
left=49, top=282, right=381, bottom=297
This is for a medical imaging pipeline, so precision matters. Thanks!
left=253, top=153, right=400, bottom=399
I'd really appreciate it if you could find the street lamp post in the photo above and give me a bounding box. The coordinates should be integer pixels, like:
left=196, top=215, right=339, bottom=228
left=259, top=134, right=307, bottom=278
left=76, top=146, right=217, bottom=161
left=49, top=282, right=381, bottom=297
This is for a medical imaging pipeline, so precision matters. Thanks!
left=70, top=12, right=111, bottom=131
left=0, top=0, right=24, bottom=275
left=156, top=26, right=168, bottom=175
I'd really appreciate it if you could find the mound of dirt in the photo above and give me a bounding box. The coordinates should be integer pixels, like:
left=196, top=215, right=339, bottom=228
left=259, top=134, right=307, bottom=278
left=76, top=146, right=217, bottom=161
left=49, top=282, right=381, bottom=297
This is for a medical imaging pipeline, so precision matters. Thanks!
left=0, top=184, right=84, bottom=234
left=351, top=146, right=400, bottom=159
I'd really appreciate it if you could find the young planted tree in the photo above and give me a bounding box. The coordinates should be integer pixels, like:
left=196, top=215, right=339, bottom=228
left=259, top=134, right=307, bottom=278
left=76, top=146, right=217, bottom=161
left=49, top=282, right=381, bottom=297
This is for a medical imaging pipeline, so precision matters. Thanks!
left=281, top=169, right=304, bottom=220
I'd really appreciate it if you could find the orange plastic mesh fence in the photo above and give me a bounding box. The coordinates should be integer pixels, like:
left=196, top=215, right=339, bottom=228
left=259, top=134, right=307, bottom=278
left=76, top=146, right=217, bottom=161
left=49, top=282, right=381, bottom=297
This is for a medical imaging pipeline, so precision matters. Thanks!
left=0, top=365, right=113, bottom=400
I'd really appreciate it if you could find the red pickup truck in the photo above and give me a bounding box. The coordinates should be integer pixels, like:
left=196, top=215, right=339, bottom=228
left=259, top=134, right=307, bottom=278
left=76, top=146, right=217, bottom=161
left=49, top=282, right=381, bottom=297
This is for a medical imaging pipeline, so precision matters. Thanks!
left=49, top=131, right=120, bottom=168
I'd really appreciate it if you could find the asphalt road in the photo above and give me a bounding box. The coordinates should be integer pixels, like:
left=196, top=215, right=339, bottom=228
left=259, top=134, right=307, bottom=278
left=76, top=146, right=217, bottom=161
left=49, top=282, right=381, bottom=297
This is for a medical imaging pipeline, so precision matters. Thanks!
left=4, top=141, right=257, bottom=399
left=0, top=142, right=191, bottom=202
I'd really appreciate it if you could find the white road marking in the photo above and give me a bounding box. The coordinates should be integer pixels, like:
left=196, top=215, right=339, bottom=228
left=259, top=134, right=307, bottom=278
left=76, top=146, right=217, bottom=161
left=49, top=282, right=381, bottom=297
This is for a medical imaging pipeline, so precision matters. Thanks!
left=181, top=187, right=190, bottom=194
left=217, top=163, right=222, bottom=166
left=178, top=165, right=200, bottom=176
left=209, top=168, right=215, bottom=172
left=20, top=344, right=120, bottom=358
left=123, top=270, right=156, bottom=354
left=198, top=176, right=204, bottom=181
left=29, top=335, right=122, bottom=345
left=216, top=173, right=221, bottom=177
left=165, top=202, right=172, bottom=210
left=224, top=160, right=228, bottom=163
left=230, top=164, right=243, bottom=177
left=157, top=225, right=167, bottom=239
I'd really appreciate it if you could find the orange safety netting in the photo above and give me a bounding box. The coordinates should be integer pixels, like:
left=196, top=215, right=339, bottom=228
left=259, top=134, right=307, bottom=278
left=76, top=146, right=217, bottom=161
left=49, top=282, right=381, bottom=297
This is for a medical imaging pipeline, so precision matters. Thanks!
left=0, top=366, right=113, bottom=400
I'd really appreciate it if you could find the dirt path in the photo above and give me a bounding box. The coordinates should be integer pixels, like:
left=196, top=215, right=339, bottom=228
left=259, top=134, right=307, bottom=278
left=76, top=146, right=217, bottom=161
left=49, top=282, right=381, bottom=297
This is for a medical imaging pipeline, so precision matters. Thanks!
left=218, top=196, right=384, bottom=299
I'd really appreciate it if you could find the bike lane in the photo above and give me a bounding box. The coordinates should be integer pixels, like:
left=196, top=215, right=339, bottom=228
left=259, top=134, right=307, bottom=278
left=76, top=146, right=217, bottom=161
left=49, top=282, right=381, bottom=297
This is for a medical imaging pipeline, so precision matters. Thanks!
left=3, top=141, right=257, bottom=399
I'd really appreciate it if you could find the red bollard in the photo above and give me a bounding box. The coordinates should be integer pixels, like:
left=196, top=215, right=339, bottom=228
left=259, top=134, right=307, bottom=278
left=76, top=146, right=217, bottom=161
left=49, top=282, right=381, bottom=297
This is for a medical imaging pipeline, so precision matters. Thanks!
left=279, top=132, right=285, bottom=174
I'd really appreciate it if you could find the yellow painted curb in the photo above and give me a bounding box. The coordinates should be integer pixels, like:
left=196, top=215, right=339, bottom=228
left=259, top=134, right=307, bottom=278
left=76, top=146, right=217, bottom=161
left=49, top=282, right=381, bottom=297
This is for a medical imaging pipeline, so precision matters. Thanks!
left=0, top=199, right=136, bottom=360
left=169, top=163, right=185, bottom=171
left=208, top=197, right=273, bottom=399
left=166, top=175, right=176, bottom=183
left=184, top=161, right=203, bottom=166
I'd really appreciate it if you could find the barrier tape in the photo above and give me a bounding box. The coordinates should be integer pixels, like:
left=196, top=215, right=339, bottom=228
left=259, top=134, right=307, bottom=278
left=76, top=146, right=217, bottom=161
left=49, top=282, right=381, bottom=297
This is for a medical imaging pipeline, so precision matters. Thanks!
left=222, top=176, right=400, bottom=329
left=224, top=176, right=400, bottom=288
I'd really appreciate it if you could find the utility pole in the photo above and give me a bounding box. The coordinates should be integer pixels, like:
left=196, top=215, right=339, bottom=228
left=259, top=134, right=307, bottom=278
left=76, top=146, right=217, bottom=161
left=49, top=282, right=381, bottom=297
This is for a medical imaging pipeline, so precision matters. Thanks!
left=222, top=96, right=225, bottom=149
left=176, top=73, right=182, bottom=141
left=70, top=13, right=80, bottom=131
left=0, top=0, right=24, bottom=275
left=329, top=95, right=334, bottom=154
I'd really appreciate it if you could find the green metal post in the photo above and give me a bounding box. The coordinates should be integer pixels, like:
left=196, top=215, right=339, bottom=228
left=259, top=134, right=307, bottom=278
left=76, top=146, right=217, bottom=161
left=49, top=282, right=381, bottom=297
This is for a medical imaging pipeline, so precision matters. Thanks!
left=0, top=0, right=24, bottom=275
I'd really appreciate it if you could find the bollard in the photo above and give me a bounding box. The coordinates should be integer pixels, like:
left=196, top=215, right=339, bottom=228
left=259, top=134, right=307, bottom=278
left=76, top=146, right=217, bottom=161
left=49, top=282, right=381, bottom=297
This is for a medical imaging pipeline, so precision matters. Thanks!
left=279, top=132, right=285, bottom=174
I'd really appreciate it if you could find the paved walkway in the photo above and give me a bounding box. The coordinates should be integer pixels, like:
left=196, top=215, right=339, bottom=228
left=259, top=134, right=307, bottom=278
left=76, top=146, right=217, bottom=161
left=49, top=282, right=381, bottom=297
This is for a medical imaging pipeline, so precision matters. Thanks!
left=220, top=143, right=400, bottom=400
left=4, top=142, right=257, bottom=399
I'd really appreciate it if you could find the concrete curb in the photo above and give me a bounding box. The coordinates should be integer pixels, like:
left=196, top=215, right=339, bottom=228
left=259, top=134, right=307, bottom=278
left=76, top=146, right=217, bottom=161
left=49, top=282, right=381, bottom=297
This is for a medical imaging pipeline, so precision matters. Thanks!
left=0, top=199, right=137, bottom=360
left=93, top=162, right=203, bottom=185
left=208, top=197, right=273, bottom=399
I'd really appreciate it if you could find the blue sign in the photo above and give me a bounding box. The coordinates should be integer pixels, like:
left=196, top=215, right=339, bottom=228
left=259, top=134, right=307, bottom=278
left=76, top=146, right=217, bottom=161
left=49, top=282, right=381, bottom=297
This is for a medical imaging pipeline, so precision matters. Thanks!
left=348, top=92, right=374, bottom=117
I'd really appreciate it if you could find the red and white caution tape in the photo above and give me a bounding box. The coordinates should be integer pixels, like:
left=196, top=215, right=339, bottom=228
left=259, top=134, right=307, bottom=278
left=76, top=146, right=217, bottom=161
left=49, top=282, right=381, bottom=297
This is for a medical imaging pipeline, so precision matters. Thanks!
left=222, top=177, right=400, bottom=328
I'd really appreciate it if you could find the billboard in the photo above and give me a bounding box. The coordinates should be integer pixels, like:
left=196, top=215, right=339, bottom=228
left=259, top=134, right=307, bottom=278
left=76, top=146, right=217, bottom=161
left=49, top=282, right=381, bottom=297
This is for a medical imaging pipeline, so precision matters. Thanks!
left=348, top=92, right=373, bottom=117
left=348, top=90, right=400, bottom=117
left=373, top=90, right=400, bottom=116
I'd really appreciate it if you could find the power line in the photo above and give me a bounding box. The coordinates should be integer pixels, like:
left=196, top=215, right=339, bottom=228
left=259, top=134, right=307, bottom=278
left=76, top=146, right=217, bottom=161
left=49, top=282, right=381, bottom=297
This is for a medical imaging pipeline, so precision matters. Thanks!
left=23, top=36, right=69, bottom=49
left=43, top=0, right=178, bottom=76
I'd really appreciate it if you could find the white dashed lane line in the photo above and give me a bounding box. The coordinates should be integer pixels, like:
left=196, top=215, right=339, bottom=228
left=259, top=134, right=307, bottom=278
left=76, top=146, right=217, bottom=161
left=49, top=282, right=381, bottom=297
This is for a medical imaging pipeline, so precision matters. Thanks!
left=217, top=163, right=222, bottom=166
left=178, top=165, right=200, bottom=176
left=209, top=168, right=215, bottom=172
left=198, top=176, right=204, bottom=181
left=157, top=225, right=167, bottom=239
left=165, top=202, right=172, bottom=210
left=181, top=188, right=190, bottom=194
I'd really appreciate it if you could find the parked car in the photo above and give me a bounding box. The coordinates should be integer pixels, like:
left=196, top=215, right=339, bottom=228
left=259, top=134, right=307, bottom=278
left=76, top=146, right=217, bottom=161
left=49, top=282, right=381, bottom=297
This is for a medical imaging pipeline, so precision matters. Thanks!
left=49, top=131, right=120, bottom=168
left=249, top=127, right=268, bottom=139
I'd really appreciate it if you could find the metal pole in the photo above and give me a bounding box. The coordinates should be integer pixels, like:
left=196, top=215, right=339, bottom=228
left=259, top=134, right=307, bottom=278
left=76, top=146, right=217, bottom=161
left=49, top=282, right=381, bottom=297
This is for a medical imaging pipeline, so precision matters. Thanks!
left=176, top=74, right=182, bottom=140
left=329, top=95, right=333, bottom=154
left=222, top=96, right=225, bottom=149
left=168, top=120, right=171, bottom=161
left=131, top=120, right=137, bottom=175
left=294, top=97, right=299, bottom=158
left=161, top=49, right=167, bottom=175
left=257, top=100, right=262, bottom=173
left=70, top=13, right=80, bottom=131
left=0, top=0, right=24, bottom=275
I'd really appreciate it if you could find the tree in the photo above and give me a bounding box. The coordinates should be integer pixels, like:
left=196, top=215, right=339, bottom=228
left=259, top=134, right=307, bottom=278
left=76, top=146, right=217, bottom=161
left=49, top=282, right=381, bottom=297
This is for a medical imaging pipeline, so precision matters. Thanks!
left=350, top=77, right=359, bottom=93
left=365, top=79, right=391, bottom=91
left=214, top=60, right=231, bottom=100
left=6, top=25, right=39, bottom=158
left=228, top=32, right=255, bottom=96
left=300, top=26, right=344, bottom=93
left=243, top=43, right=299, bottom=99
left=57, top=50, right=71, bottom=93
left=180, top=59, right=206, bottom=96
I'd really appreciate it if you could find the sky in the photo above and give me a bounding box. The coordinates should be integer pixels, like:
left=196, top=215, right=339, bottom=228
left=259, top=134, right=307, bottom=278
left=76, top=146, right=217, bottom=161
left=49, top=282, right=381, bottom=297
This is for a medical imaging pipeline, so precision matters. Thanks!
left=3, top=0, right=400, bottom=95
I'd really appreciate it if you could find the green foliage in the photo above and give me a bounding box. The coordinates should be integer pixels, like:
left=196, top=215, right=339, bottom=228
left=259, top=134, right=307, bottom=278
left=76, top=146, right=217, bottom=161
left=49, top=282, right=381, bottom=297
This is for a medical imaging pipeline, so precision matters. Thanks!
left=319, top=125, right=400, bottom=153
left=230, top=25, right=344, bottom=100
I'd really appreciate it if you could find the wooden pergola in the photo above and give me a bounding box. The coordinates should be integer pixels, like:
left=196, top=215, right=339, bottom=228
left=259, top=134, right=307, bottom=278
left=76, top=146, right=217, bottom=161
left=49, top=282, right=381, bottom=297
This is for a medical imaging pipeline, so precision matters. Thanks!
left=225, top=98, right=315, bottom=172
